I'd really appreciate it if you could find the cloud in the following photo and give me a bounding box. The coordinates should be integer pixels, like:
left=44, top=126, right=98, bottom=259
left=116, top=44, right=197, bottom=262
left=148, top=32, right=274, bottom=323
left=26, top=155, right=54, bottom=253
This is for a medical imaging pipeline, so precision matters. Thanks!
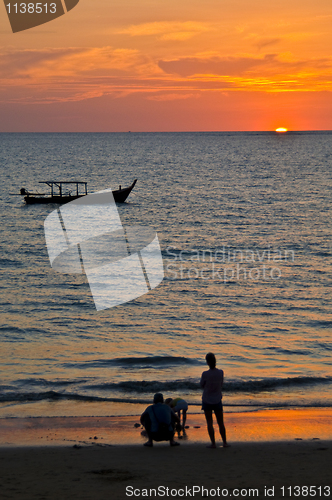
left=118, top=21, right=212, bottom=41
left=158, top=53, right=332, bottom=78
left=0, top=46, right=157, bottom=104
left=0, top=46, right=148, bottom=82
left=2, top=45, right=332, bottom=106
left=158, top=54, right=281, bottom=77
left=155, top=53, right=332, bottom=93
left=0, top=48, right=83, bottom=78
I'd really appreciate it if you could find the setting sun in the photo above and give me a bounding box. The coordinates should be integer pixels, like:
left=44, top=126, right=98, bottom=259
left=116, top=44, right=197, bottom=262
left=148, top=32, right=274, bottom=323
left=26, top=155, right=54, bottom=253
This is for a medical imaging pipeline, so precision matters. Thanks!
left=275, top=128, right=288, bottom=133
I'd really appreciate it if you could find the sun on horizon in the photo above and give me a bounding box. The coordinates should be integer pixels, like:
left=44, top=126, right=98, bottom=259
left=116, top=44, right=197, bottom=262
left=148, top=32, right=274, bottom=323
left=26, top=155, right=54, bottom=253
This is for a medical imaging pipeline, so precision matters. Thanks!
left=275, top=127, right=288, bottom=133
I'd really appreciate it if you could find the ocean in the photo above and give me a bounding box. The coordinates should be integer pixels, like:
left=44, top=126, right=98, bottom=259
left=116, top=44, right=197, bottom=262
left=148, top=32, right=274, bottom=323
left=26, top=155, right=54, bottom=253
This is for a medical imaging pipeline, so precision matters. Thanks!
left=0, top=132, right=331, bottom=419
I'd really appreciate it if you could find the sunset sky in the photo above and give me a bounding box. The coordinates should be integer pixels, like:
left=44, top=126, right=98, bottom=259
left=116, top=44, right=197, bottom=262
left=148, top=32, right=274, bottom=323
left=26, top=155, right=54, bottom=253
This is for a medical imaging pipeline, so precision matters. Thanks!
left=1, top=0, right=332, bottom=131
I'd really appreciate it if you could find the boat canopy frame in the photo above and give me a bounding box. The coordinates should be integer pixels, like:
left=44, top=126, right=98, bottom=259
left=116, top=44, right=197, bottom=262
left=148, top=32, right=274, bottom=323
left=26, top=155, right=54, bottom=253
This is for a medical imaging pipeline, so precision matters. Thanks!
left=39, top=181, right=88, bottom=197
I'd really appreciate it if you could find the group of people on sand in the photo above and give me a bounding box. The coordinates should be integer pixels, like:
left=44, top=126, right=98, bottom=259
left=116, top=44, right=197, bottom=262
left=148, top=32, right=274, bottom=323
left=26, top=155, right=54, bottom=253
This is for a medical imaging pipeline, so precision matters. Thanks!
left=140, top=353, right=229, bottom=448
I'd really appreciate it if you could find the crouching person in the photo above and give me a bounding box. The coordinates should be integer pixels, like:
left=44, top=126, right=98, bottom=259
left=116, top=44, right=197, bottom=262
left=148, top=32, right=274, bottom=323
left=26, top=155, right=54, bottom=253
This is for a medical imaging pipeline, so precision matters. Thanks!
left=140, top=393, right=180, bottom=447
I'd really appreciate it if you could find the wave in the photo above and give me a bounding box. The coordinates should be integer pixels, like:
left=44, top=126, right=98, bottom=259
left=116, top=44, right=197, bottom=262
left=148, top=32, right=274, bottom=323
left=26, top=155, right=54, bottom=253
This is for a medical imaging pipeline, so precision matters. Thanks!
left=1, top=376, right=331, bottom=403
left=0, top=257, right=23, bottom=268
left=306, top=320, right=332, bottom=329
left=89, top=380, right=200, bottom=393
left=88, top=376, right=332, bottom=393
left=1, top=390, right=332, bottom=410
left=62, top=356, right=201, bottom=369
left=225, top=376, right=332, bottom=392
left=115, top=356, right=200, bottom=366
left=0, top=391, right=152, bottom=405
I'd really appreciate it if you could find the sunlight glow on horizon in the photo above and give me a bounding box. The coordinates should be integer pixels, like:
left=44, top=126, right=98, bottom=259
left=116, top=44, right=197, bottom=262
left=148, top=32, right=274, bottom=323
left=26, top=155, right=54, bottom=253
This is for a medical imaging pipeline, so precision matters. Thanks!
left=275, top=127, right=288, bottom=133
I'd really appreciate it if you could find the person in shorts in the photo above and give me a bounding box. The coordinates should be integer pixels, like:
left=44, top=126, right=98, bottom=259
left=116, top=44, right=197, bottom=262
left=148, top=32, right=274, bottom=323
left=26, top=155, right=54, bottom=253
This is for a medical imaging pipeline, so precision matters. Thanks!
left=200, top=352, right=229, bottom=448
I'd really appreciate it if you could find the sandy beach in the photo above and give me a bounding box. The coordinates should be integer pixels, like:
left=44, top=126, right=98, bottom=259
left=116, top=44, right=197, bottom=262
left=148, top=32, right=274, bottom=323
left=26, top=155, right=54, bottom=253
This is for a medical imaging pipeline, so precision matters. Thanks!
left=1, top=409, right=331, bottom=499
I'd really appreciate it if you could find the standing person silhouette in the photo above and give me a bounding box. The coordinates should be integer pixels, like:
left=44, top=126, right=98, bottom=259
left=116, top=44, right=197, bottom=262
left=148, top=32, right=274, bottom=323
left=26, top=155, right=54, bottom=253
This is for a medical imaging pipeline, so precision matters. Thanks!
left=200, top=352, right=229, bottom=448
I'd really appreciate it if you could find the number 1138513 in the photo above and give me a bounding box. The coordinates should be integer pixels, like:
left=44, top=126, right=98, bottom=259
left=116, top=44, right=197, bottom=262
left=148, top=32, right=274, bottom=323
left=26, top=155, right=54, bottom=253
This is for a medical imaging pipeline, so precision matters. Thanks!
left=6, top=3, right=57, bottom=14
left=280, top=486, right=331, bottom=497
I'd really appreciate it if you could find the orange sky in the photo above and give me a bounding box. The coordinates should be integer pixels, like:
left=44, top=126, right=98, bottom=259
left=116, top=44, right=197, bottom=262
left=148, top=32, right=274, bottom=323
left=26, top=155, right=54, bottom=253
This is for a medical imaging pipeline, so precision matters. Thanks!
left=1, top=0, right=332, bottom=131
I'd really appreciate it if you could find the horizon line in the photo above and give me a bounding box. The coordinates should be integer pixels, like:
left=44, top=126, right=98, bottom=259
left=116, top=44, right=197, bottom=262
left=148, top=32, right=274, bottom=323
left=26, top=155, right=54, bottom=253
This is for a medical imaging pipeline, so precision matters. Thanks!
left=1, top=129, right=332, bottom=134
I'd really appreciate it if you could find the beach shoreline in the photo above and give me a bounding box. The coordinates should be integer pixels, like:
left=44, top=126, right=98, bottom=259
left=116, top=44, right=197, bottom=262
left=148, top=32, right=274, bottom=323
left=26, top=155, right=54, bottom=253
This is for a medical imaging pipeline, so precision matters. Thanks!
left=1, top=408, right=332, bottom=447
left=1, top=408, right=331, bottom=499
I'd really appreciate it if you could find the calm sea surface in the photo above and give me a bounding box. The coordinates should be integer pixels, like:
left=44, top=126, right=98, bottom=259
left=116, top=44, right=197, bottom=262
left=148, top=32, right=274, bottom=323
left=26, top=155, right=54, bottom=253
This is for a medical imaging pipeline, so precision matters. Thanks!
left=0, top=132, right=331, bottom=418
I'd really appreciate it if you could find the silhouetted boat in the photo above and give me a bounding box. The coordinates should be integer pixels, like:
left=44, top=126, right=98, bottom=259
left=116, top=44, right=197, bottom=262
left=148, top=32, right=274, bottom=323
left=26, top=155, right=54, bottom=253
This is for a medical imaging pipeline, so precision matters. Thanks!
left=18, top=180, right=137, bottom=204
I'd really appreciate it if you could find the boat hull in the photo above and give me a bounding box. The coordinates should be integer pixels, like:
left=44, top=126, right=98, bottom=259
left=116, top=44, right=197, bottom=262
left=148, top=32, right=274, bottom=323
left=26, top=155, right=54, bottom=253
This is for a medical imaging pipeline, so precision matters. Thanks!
left=24, top=195, right=82, bottom=204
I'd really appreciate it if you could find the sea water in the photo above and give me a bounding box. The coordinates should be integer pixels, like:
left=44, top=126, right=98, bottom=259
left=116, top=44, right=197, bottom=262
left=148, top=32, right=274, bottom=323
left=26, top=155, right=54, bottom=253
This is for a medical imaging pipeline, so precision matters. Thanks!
left=0, top=132, right=331, bottom=418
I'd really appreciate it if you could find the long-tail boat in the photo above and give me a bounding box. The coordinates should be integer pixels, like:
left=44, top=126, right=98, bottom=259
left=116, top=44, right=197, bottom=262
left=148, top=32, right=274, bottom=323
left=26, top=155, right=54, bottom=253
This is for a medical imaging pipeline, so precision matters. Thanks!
left=19, top=179, right=137, bottom=204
